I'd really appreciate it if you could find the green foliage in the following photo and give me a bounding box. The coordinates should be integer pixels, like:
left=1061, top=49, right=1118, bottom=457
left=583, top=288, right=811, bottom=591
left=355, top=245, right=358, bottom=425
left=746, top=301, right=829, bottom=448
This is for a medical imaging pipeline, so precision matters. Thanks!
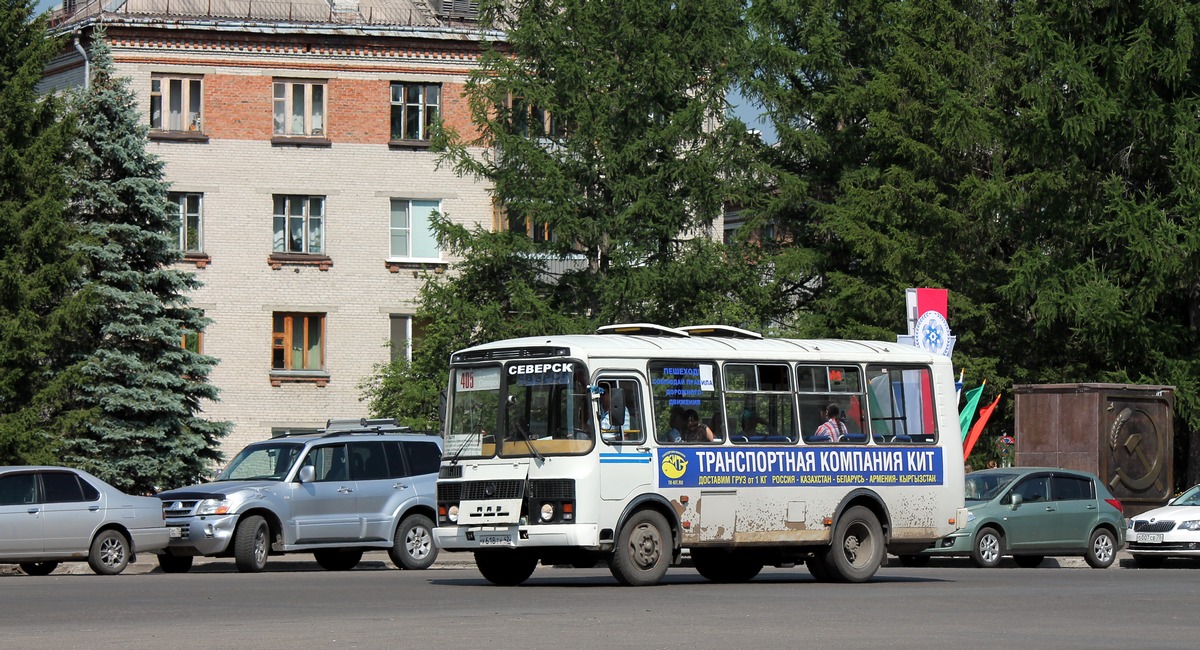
left=0, top=0, right=82, bottom=464
left=56, top=32, right=229, bottom=492
left=370, top=0, right=772, bottom=424
left=746, top=0, right=1200, bottom=481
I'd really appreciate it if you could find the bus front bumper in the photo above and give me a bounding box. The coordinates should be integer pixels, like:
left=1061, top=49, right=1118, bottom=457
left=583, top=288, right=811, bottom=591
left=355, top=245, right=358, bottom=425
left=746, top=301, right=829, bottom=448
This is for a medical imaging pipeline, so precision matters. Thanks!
left=434, top=524, right=600, bottom=551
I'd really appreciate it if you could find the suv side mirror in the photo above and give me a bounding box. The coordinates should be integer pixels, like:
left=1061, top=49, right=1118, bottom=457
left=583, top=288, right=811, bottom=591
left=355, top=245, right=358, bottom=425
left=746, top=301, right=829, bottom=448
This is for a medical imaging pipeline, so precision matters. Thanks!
left=1010, top=493, right=1023, bottom=510
left=297, top=465, right=315, bottom=483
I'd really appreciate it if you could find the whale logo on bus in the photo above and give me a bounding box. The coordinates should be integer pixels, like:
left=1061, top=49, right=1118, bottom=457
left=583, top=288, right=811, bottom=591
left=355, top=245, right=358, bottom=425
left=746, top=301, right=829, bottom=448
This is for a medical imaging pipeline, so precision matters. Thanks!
left=660, top=451, right=688, bottom=479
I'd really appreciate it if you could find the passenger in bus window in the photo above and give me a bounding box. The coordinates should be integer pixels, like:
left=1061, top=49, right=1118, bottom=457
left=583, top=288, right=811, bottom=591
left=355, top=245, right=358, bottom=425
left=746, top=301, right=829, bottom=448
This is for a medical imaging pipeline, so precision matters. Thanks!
left=740, top=408, right=776, bottom=438
left=709, top=409, right=725, bottom=441
left=814, top=404, right=848, bottom=442
left=684, top=409, right=715, bottom=442
left=664, top=406, right=686, bottom=442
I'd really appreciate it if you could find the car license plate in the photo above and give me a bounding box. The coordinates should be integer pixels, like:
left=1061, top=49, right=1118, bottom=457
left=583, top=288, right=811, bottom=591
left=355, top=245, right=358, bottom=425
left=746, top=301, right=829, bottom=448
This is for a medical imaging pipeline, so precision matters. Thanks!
left=478, top=534, right=512, bottom=546
left=168, top=526, right=183, bottom=539
left=1137, top=533, right=1163, bottom=544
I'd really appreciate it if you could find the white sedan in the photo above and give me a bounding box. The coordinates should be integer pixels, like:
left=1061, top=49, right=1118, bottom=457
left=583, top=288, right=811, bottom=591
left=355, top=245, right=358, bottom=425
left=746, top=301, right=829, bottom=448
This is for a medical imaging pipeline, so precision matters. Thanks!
left=1127, top=484, right=1200, bottom=568
left=0, top=466, right=169, bottom=575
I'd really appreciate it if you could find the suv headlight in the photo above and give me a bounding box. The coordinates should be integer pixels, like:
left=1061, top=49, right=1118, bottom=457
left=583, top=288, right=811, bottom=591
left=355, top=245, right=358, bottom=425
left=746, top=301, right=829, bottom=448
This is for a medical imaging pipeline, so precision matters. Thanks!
left=195, top=498, right=232, bottom=515
left=1178, top=520, right=1200, bottom=531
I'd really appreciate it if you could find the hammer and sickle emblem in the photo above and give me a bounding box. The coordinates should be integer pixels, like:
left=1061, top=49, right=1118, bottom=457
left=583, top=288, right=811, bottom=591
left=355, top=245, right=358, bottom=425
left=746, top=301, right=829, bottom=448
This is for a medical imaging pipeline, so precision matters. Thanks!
left=1108, top=406, right=1163, bottom=493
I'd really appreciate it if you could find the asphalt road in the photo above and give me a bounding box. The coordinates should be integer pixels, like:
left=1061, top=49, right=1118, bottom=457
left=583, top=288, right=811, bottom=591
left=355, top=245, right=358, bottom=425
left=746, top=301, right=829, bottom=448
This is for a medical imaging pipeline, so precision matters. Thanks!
left=2, top=553, right=1198, bottom=649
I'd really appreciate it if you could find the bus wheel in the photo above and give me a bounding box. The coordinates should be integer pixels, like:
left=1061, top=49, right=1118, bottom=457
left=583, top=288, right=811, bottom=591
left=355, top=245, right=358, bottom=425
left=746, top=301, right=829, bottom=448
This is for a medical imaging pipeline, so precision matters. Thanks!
left=475, top=550, right=537, bottom=586
left=692, top=549, right=762, bottom=583
left=824, top=506, right=884, bottom=583
left=609, top=509, right=671, bottom=586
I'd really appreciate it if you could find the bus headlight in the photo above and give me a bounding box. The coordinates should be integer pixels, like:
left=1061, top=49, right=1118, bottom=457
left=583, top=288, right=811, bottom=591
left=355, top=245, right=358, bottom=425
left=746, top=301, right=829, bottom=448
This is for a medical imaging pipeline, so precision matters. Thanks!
left=540, top=503, right=555, bottom=522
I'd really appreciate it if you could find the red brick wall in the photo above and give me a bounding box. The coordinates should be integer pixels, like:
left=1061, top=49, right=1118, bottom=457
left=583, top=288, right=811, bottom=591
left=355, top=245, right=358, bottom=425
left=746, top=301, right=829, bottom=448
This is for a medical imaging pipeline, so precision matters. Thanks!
left=204, top=75, right=477, bottom=143
left=205, top=74, right=274, bottom=141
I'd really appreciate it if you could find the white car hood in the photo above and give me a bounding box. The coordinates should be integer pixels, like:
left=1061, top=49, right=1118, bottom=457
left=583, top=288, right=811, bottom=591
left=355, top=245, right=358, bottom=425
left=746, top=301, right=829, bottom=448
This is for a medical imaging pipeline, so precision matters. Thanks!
left=1133, top=504, right=1200, bottom=522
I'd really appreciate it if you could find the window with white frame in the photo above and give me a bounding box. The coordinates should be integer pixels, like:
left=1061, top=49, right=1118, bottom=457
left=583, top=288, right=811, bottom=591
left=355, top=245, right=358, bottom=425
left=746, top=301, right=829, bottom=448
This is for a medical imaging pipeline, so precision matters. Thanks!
left=273, top=80, right=326, bottom=137
left=389, top=199, right=440, bottom=260
left=273, top=195, right=325, bottom=254
left=151, top=75, right=203, bottom=132
left=168, top=192, right=203, bottom=253
left=390, top=83, right=440, bottom=141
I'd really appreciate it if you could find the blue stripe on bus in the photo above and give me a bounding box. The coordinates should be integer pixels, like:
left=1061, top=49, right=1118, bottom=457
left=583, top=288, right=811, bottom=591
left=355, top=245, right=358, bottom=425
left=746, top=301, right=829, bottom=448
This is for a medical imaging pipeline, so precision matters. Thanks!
left=600, top=453, right=652, bottom=464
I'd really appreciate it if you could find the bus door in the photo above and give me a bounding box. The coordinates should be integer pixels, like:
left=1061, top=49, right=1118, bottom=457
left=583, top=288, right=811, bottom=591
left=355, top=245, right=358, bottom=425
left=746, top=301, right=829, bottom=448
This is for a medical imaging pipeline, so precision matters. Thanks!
left=596, top=376, right=653, bottom=501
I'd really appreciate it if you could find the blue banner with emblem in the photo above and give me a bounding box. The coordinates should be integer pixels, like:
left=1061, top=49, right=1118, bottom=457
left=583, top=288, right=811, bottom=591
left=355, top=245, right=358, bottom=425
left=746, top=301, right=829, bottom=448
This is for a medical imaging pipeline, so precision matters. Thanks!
left=657, top=447, right=944, bottom=488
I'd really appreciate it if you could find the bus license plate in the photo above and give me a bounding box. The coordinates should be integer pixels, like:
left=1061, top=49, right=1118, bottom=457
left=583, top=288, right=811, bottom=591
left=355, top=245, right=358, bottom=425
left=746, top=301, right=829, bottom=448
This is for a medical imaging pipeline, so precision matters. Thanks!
left=1137, top=533, right=1163, bottom=544
left=479, top=534, right=512, bottom=546
left=168, top=526, right=183, bottom=539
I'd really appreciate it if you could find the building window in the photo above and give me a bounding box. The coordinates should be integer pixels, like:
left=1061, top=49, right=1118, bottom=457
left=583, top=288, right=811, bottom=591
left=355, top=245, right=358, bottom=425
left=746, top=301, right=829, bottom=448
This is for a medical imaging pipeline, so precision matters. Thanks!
left=390, top=199, right=440, bottom=260
left=272, top=313, right=325, bottom=371
left=494, top=208, right=553, bottom=243
left=168, top=192, right=203, bottom=253
left=389, top=315, right=429, bottom=363
left=151, top=75, right=203, bottom=132
left=181, top=328, right=202, bottom=353
left=390, top=83, right=440, bottom=141
left=274, top=80, right=326, bottom=136
left=273, top=195, right=324, bottom=254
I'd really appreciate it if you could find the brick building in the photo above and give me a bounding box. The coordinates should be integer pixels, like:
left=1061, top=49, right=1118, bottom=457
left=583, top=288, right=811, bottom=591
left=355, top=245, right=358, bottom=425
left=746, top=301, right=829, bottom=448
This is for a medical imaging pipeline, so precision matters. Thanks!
left=43, top=0, right=494, bottom=460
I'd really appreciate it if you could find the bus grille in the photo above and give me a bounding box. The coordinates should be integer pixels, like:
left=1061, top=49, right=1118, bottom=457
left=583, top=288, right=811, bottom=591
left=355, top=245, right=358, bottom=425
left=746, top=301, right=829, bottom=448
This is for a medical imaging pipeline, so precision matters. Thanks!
left=529, top=479, right=574, bottom=499
left=460, top=479, right=525, bottom=500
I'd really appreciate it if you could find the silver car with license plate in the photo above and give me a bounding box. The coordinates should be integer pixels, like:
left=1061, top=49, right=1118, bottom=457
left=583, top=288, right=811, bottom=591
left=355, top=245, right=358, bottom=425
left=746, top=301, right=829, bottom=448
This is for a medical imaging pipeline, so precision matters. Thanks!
left=155, top=419, right=442, bottom=573
left=0, top=466, right=169, bottom=575
left=1127, top=483, right=1200, bottom=567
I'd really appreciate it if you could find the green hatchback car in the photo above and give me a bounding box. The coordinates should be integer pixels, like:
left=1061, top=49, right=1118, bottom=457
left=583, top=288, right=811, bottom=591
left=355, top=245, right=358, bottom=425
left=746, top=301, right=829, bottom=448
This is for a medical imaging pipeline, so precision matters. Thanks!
left=901, top=467, right=1126, bottom=568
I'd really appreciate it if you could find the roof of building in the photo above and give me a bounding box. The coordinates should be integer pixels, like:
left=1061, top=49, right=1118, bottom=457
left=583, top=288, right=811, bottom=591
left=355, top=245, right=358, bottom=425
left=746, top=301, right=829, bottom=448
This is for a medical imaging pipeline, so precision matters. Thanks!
left=51, top=0, right=484, bottom=30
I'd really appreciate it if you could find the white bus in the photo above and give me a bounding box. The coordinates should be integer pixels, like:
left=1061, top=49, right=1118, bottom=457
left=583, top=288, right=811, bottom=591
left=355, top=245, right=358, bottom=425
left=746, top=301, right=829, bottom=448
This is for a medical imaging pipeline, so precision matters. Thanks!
left=433, top=324, right=968, bottom=585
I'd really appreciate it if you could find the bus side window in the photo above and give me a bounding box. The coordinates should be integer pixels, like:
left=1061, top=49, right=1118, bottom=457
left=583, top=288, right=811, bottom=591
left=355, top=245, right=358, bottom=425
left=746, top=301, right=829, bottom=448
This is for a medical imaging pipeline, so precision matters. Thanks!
left=598, top=379, right=644, bottom=444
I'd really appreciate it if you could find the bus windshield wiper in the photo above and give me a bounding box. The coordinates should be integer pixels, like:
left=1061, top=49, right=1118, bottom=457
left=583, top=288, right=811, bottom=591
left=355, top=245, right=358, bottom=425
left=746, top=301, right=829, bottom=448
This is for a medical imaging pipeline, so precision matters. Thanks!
left=447, top=428, right=480, bottom=467
left=506, top=395, right=544, bottom=463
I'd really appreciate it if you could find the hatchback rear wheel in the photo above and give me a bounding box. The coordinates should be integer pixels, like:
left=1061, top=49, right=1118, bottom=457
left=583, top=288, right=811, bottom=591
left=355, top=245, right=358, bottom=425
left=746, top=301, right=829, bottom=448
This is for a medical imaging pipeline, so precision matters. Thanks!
left=1085, top=528, right=1117, bottom=569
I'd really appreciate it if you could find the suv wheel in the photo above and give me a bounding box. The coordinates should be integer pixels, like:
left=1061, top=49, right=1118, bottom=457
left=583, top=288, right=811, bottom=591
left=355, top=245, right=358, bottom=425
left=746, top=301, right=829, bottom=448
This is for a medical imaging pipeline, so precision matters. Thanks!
left=234, top=515, right=270, bottom=573
left=390, top=514, right=438, bottom=570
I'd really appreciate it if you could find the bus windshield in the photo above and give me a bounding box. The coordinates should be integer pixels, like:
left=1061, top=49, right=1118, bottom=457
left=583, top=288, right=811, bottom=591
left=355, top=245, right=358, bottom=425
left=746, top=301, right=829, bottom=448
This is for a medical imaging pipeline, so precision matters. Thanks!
left=446, top=360, right=593, bottom=460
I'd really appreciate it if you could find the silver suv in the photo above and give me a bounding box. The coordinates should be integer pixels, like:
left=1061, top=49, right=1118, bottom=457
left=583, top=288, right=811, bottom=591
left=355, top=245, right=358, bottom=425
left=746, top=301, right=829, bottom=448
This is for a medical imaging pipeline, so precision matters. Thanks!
left=154, top=419, right=441, bottom=573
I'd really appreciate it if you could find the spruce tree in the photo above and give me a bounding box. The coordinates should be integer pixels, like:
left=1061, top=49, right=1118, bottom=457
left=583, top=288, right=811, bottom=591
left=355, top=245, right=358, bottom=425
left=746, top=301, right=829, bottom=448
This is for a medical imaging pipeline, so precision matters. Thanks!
left=0, top=0, right=83, bottom=464
left=62, top=32, right=228, bottom=492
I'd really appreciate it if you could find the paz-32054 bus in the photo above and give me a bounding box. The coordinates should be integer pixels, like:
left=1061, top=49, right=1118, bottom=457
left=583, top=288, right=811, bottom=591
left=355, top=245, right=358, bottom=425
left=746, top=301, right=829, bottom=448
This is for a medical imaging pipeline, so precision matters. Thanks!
left=433, top=324, right=968, bottom=586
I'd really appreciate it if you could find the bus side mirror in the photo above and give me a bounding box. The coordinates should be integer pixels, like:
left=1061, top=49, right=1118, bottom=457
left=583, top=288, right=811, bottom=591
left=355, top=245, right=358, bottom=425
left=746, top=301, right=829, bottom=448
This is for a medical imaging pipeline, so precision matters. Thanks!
left=610, top=389, right=626, bottom=428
